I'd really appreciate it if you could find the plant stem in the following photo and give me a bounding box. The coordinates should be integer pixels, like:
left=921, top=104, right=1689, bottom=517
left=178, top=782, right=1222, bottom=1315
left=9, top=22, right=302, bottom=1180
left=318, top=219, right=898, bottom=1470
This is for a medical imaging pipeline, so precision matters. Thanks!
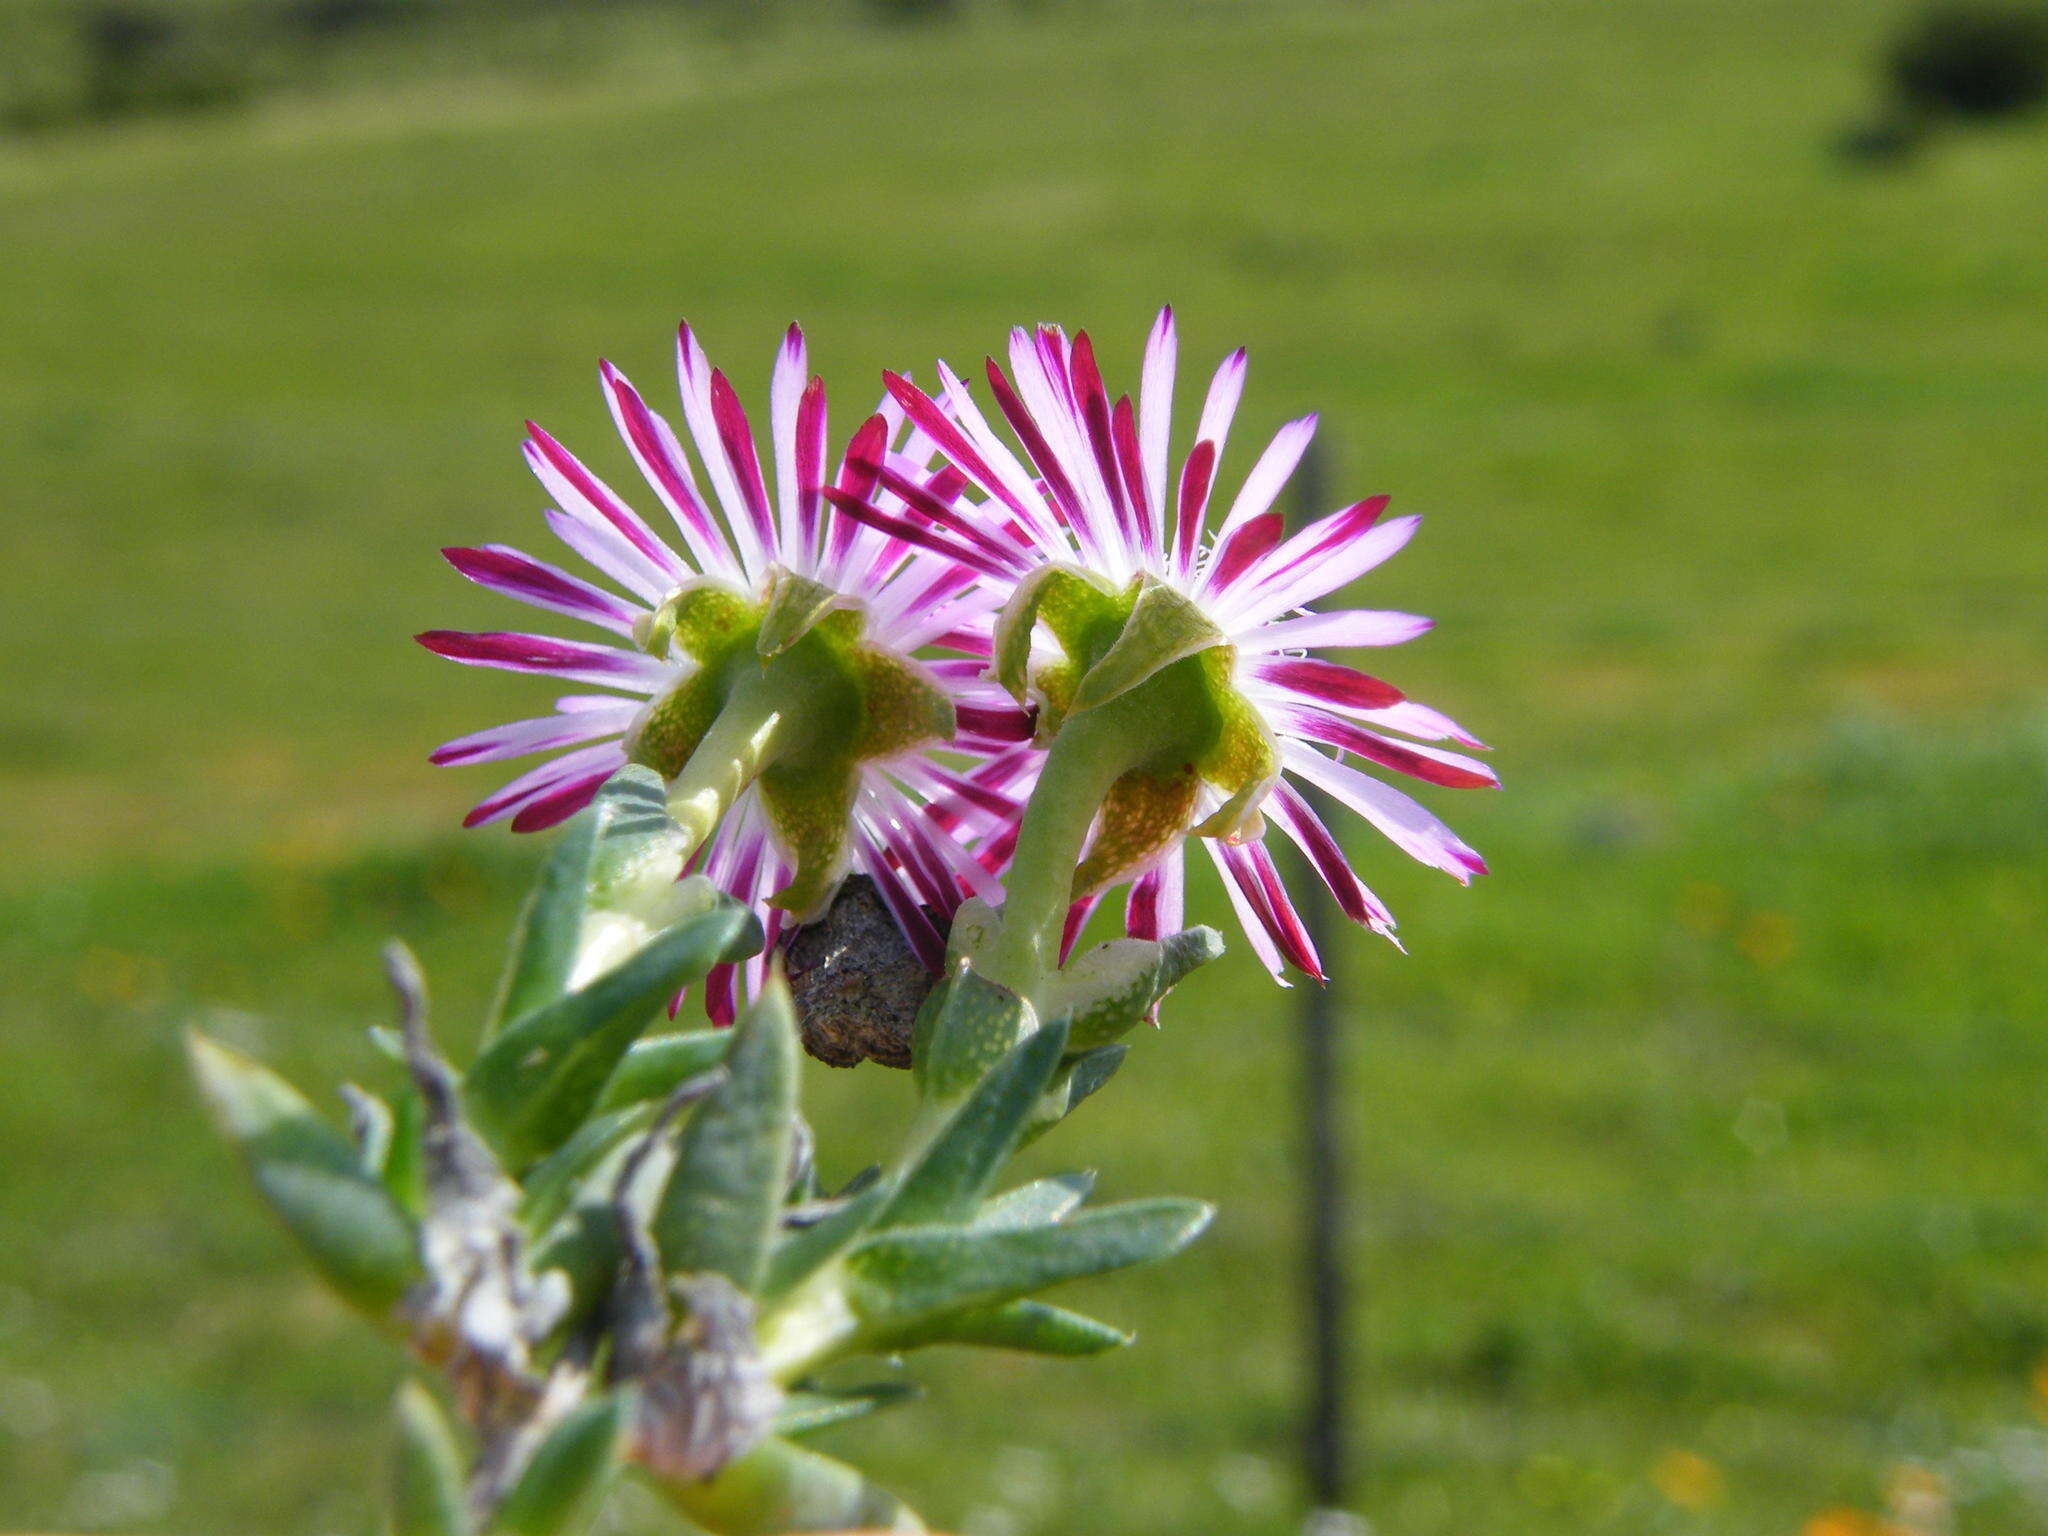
left=978, top=700, right=1150, bottom=1006
left=663, top=669, right=792, bottom=857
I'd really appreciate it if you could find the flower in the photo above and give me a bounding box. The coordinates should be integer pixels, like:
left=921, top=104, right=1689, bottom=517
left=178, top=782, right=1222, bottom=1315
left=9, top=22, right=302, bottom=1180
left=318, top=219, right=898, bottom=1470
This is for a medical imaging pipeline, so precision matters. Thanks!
left=420, top=323, right=1033, bottom=1019
left=830, top=309, right=1492, bottom=983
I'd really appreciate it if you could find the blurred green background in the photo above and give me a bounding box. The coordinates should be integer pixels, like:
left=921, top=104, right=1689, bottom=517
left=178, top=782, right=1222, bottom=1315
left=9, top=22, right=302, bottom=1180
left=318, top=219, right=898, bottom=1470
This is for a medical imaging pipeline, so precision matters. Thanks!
left=3, top=0, right=2047, bottom=1532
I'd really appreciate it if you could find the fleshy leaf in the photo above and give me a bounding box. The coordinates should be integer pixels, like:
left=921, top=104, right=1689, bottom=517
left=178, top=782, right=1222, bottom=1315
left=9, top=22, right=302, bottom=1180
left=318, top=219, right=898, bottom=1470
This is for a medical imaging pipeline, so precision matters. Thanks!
left=1023, top=1045, right=1128, bottom=1144
left=759, top=1181, right=889, bottom=1307
left=1153, top=926, right=1225, bottom=1000
left=188, top=1033, right=419, bottom=1316
left=880, top=1022, right=1070, bottom=1230
left=972, top=1171, right=1096, bottom=1230
left=1040, top=939, right=1164, bottom=1052
left=596, top=1031, right=733, bottom=1113
left=389, top=1382, right=470, bottom=1536
left=844, top=1199, right=1213, bottom=1329
left=654, top=973, right=799, bottom=1291
left=772, top=1383, right=921, bottom=1438
left=912, top=962, right=1035, bottom=1104
left=871, top=1299, right=1130, bottom=1357
left=487, top=769, right=704, bottom=1035
left=490, top=1394, right=627, bottom=1536
left=465, top=899, right=758, bottom=1169
left=1070, top=579, right=1228, bottom=713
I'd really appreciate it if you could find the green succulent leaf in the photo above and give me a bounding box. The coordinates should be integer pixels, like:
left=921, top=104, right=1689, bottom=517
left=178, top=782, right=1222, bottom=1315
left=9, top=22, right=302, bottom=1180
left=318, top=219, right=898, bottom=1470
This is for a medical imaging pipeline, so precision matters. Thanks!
left=972, top=1171, right=1096, bottom=1230
left=1023, top=1045, right=1128, bottom=1145
left=187, top=1033, right=419, bottom=1317
left=655, top=973, right=799, bottom=1291
left=760, top=1181, right=890, bottom=1307
left=844, top=1198, right=1213, bottom=1330
left=596, top=1031, right=733, bottom=1113
left=1040, top=940, right=1164, bottom=1052
left=489, top=1394, right=627, bottom=1536
left=1153, top=925, right=1226, bottom=1000
left=772, top=1383, right=922, bottom=1438
left=872, top=1299, right=1130, bottom=1357
left=912, top=963, right=1034, bottom=1104
left=882, top=1021, right=1069, bottom=1230
left=464, top=899, right=758, bottom=1169
left=517, top=1103, right=655, bottom=1238
left=388, top=1382, right=470, bottom=1536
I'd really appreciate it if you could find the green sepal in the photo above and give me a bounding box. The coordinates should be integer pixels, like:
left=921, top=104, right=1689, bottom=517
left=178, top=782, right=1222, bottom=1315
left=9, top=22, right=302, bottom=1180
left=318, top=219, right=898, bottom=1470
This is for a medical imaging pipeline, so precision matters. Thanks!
left=389, top=1382, right=470, bottom=1536
left=760, top=1181, right=890, bottom=1307
left=1073, top=768, right=1200, bottom=896
left=872, top=1299, right=1130, bottom=1357
left=772, top=1383, right=921, bottom=1438
left=595, top=1031, right=733, bottom=1114
left=465, top=899, right=759, bottom=1169
left=1069, top=579, right=1228, bottom=713
left=881, top=1021, right=1069, bottom=1229
left=1023, top=1045, right=1128, bottom=1145
left=756, top=568, right=847, bottom=659
left=187, top=1033, right=419, bottom=1317
left=654, top=973, right=799, bottom=1291
left=849, top=645, right=954, bottom=760
left=912, top=962, right=1035, bottom=1105
left=991, top=565, right=1119, bottom=706
left=844, top=1198, right=1213, bottom=1330
left=1187, top=649, right=1280, bottom=841
left=757, top=758, right=858, bottom=920
left=972, top=1171, right=1096, bottom=1229
left=489, top=1393, right=628, bottom=1536
left=655, top=580, right=757, bottom=664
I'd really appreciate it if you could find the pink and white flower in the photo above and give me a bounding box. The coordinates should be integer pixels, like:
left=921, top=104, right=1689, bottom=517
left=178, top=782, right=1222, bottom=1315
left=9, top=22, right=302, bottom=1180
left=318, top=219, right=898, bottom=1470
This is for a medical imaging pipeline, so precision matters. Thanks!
left=833, top=309, right=1493, bottom=982
left=420, top=323, right=1033, bottom=1020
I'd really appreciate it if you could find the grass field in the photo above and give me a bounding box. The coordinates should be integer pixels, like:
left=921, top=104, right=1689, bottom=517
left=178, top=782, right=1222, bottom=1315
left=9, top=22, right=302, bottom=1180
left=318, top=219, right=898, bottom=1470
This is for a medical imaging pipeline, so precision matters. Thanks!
left=3, top=1, right=2047, bottom=1531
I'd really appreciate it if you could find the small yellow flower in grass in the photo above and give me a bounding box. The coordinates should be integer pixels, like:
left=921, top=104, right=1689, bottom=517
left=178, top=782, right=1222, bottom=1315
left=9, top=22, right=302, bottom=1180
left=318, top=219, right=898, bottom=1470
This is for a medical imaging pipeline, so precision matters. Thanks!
left=1651, top=1448, right=1725, bottom=1511
left=2031, top=1353, right=2048, bottom=1418
left=1738, top=909, right=1797, bottom=968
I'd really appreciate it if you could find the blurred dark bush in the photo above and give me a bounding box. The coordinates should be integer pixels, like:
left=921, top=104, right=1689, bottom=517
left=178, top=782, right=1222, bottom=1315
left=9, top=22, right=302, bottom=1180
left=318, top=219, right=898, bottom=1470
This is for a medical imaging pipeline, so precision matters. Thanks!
left=1888, top=3, right=2048, bottom=120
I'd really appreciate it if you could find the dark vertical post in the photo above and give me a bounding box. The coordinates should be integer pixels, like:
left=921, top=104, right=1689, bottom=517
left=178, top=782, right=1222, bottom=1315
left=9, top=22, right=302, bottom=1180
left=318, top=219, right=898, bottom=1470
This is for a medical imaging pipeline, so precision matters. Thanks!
left=1289, top=435, right=1354, bottom=1511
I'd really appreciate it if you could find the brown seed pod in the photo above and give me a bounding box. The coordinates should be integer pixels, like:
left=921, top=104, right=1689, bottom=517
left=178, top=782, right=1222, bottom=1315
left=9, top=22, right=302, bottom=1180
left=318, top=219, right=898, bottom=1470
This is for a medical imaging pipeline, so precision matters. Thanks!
left=779, top=876, right=935, bottom=1070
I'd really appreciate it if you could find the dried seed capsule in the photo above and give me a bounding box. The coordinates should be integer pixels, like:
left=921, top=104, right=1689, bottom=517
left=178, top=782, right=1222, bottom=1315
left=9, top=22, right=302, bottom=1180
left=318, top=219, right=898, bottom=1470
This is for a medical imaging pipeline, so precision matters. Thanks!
left=781, top=877, right=933, bottom=1070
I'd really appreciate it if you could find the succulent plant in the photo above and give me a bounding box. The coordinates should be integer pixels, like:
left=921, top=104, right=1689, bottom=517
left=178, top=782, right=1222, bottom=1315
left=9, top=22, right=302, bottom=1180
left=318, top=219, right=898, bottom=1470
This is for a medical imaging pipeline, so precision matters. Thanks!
left=191, top=769, right=1215, bottom=1535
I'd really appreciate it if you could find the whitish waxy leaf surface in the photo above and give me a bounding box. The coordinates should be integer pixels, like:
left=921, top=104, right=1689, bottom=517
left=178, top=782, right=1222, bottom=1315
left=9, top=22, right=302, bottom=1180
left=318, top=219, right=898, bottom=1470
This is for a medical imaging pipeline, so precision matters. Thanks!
left=655, top=975, right=798, bottom=1290
left=881, top=1021, right=1069, bottom=1229
left=871, top=1299, right=1130, bottom=1357
left=844, top=1199, right=1212, bottom=1329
